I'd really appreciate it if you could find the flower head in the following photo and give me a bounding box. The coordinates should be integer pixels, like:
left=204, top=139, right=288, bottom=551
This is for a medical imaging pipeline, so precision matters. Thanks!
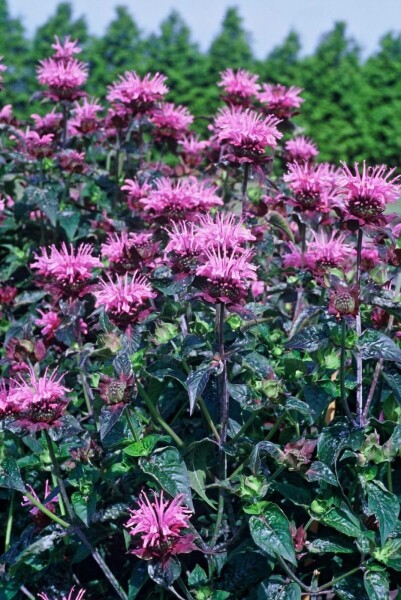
left=37, top=58, right=88, bottom=102
left=140, top=176, right=222, bottom=220
left=125, top=490, right=196, bottom=560
left=0, top=104, right=13, bottom=124
left=258, top=84, right=304, bottom=118
left=150, top=102, right=193, bottom=141
left=121, top=178, right=152, bottom=211
left=69, top=98, right=103, bottom=136
left=329, top=284, right=359, bottom=318
left=164, top=221, right=203, bottom=272
left=38, top=587, right=86, bottom=600
left=284, top=161, right=338, bottom=211
left=101, top=232, right=155, bottom=272
left=290, top=231, right=354, bottom=274
left=178, top=135, right=208, bottom=168
left=285, top=136, right=318, bottom=163
left=57, top=149, right=87, bottom=173
left=339, top=162, right=401, bottom=225
left=93, top=272, right=156, bottom=328
left=196, top=246, right=257, bottom=305
left=23, top=130, right=54, bottom=159
left=8, top=366, right=69, bottom=430
left=197, top=213, right=256, bottom=251
left=213, top=106, right=282, bottom=164
left=51, top=36, right=82, bottom=62
left=35, top=309, right=62, bottom=338
left=107, top=71, right=168, bottom=113
left=31, top=110, right=63, bottom=135
left=31, top=243, right=101, bottom=295
left=218, top=68, right=260, bottom=106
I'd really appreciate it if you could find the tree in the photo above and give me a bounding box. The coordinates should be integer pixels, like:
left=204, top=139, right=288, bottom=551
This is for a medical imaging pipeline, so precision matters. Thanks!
left=208, top=7, right=254, bottom=79
left=261, top=31, right=302, bottom=85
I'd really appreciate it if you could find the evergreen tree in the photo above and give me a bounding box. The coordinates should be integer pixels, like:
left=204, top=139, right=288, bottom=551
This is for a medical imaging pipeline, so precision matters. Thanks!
left=261, top=31, right=302, bottom=85
left=0, top=0, right=31, bottom=114
left=208, top=7, right=254, bottom=79
left=86, top=6, right=145, bottom=97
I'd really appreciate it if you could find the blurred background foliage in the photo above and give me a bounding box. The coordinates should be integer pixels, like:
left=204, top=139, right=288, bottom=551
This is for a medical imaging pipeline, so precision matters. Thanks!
left=2, top=0, right=401, bottom=165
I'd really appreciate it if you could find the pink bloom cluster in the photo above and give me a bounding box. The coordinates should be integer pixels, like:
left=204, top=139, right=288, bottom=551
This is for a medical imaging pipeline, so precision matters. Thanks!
left=2, top=366, right=69, bottom=431
left=140, top=176, right=223, bottom=220
left=23, top=130, right=54, bottom=159
left=178, top=135, right=208, bottom=168
left=284, top=231, right=354, bottom=274
left=31, top=243, right=102, bottom=294
left=107, top=71, right=168, bottom=113
left=258, top=84, right=304, bottom=118
left=37, top=36, right=88, bottom=102
left=101, top=231, right=156, bottom=272
left=285, top=136, right=318, bottom=163
left=150, top=102, right=194, bottom=141
left=125, top=490, right=196, bottom=560
left=93, top=272, right=156, bottom=328
left=39, top=587, right=86, bottom=600
left=339, top=162, right=401, bottom=225
left=31, top=110, right=63, bottom=135
left=69, top=98, right=103, bottom=136
left=218, top=68, right=260, bottom=106
left=213, top=106, right=282, bottom=164
left=121, top=178, right=152, bottom=211
left=284, top=161, right=339, bottom=212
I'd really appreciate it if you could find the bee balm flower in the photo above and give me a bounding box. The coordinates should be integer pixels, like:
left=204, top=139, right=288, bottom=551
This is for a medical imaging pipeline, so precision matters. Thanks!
left=125, top=490, right=197, bottom=560
left=218, top=68, right=260, bottom=107
left=107, top=71, right=168, bottom=113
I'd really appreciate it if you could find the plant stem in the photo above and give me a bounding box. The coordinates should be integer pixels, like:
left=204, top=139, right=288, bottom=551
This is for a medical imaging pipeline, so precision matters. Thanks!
left=137, top=382, right=184, bottom=448
left=62, top=103, right=69, bottom=149
left=210, top=487, right=225, bottom=547
left=198, top=397, right=221, bottom=442
left=44, top=431, right=128, bottom=600
left=125, top=407, right=139, bottom=441
left=23, top=490, right=70, bottom=529
left=177, top=577, right=196, bottom=600
left=340, top=318, right=356, bottom=425
left=355, top=228, right=363, bottom=425
left=242, top=163, right=250, bottom=219
left=5, top=491, right=15, bottom=551
left=276, top=555, right=311, bottom=593
left=230, top=412, right=256, bottom=443
left=387, top=461, right=393, bottom=493
left=317, top=565, right=361, bottom=592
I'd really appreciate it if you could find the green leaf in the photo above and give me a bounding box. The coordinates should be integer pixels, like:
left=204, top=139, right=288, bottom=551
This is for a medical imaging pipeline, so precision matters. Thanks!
left=188, top=443, right=217, bottom=509
left=146, top=357, right=187, bottom=384
left=258, top=576, right=301, bottom=599
left=248, top=441, right=284, bottom=474
left=128, top=561, right=148, bottom=600
left=306, top=537, right=355, bottom=554
left=59, top=209, right=80, bottom=241
left=367, top=481, right=399, bottom=545
left=285, top=397, right=314, bottom=425
left=148, top=557, right=181, bottom=588
left=364, top=568, right=390, bottom=600
left=139, top=446, right=193, bottom=510
left=0, top=458, right=25, bottom=492
left=382, top=368, right=401, bottom=406
left=249, top=503, right=297, bottom=565
left=318, top=421, right=364, bottom=465
left=320, top=504, right=363, bottom=538
left=188, top=565, right=208, bottom=587
left=305, top=461, right=338, bottom=486
left=358, top=329, right=401, bottom=362
left=187, top=365, right=214, bottom=416
left=99, top=405, right=125, bottom=441
left=243, top=352, right=272, bottom=378
left=71, top=491, right=96, bottom=526
left=374, top=538, right=401, bottom=570
left=123, top=435, right=160, bottom=457
left=289, top=306, right=322, bottom=338
left=286, top=324, right=328, bottom=352
left=268, top=210, right=295, bottom=242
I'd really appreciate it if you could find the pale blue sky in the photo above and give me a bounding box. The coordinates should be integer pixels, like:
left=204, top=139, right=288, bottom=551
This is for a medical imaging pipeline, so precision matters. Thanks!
left=7, top=0, right=401, bottom=57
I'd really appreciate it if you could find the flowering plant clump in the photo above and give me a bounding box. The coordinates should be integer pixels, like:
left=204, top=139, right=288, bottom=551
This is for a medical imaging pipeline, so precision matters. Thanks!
left=2, top=35, right=401, bottom=600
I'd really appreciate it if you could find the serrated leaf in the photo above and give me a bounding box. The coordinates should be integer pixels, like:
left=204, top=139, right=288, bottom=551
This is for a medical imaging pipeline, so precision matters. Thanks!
left=71, top=491, right=96, bottom=526
left=286, top=324, right=328, bottom=352
left=285, top=397, right=314, bottom=424
left=188, top=443, right=217, bottom=509
left=139, top=447, right=193, bottom=510
left=367, top=481, right=399, bottom=545
left=364, top=568, right=389, bottom=600
left=321, top=504, right=363, bottom=538
left=187, top=365, right=214, bottom=415
left=123, top=435, right=159, bottom=457
left=114, top=352, right=133, bottom=377
left=148, top=557, right=181, bottom=588
left=306, top=537, right=355, bottom=554
left=249, top=503, right=297, bottom=565
left=146, top=358, right=187, bottom=384
left=243, top=352, right=272, bottom=378
left=99, top=405, right=125, bottom=441
left=305, top=461, right=338, bottom=486
left=248, top=441, right=284, bottom=475
left=258, top=577, right=301, bottom=600
left=0, top=458, right=25, bottom=492
left=358, top=329, right=401, bottom=362
left=289, top=306, right=322, bottom=338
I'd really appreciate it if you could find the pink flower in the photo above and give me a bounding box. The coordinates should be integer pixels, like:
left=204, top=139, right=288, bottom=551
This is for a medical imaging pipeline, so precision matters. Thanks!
left=8, top=365, right=69, bottom=430
left=218, top=68, right=260, bottom=106
left=69, top=98, right=103, bottom=136
left=306, top=231, right=354, bottom=273
left=31, top=110, right=63, bottom=134
left=121, top=178, right=152, bottom=211
left=285, top=136, right=318, bottom=163
left=258, top=84, right=304, bottom=118
left=164, top=221, right=203, bottom=271
left=101, top=232, right=155, bottom=271
left=284, top=161, right=338, bottom=211
left=197, top=213, right=256, bottom=250
left=107, top=71, right=168, bottom=112
left=51, top=36, right=82, bottom=62
left=140, top=176, right=223, bottom=220
left=178, top=135, right=208, bottom=168
left=196, top=246, right=257, bottom=305
left=213, top=106, right=282, bottom=164
left=104, top=104, right=133, bottom=132
left=339, top=162, right=401, bottom=225
left=93, top=272, right=156, bottom=328
left=22, top=480, right=59, bottom=528
left=125, top=490, right=196, bottom=560
left=0, top=104, right=13, bottom=124
left=57, top=149, right=87, bottom=173
left=23, top=130, right=54, bottom=159
left=37, top=58, right=88, bottom=102
left=361, top=245, right=380, bottom=269
left=38, top=587, right=86, bottom=600
left=0, top=380, right=18, bottom=419
left=150, top=102, right=193, bottom=141
left=35, top=309, right=62, bottom=338
left=31, top=243, right=102, bottom=294
left=251, top=280, right=265, bottom=298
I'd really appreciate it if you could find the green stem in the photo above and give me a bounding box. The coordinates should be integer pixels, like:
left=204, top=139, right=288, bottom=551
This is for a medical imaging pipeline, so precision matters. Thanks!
left=387, top=461, right=393, bottom=494
left=125, top=407, right=139, bottom=441
left=177, top=577, right=196, bottom=600
left=340, top=318, right=356, bottom=424
left=5, top=491, right=15, bottom=551
left=276, top=554, right=311, bottom=593
left=242, top=163, right=250, bottom=219
left=137, top=382, right=184, bottom=448
left=198, top=397, right=221, bottom=442
left=210, top=488, right=225, bottom=547
left=355, top=228, right=363, bottom=425
left=230, top=412, right=256, bottom=443
left=23, top=490, right=70, bottom=529
left=317, top=565, right=361, bottom=592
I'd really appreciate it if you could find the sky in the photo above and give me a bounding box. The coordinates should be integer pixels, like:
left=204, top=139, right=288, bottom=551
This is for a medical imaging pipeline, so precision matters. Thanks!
left=7, top=0, right=401, bottom=58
